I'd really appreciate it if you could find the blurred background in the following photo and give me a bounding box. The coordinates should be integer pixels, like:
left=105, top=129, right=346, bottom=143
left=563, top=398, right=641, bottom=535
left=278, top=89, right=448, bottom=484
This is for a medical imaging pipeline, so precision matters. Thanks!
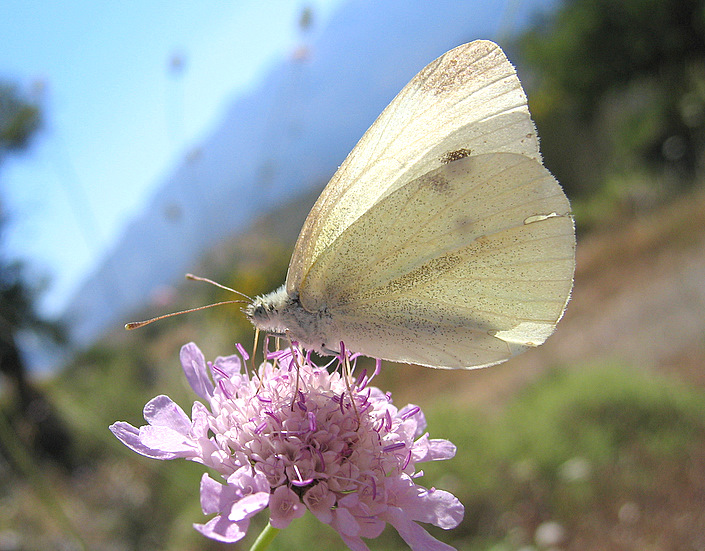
left=1, top=0, right=705, bottom=549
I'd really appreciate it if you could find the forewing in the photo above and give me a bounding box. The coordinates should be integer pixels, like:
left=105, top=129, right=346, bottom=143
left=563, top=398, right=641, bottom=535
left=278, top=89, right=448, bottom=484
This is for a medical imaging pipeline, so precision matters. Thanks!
left=298, top=153, right=575, bottom=369
left=287, top=40, right=540, bottom=295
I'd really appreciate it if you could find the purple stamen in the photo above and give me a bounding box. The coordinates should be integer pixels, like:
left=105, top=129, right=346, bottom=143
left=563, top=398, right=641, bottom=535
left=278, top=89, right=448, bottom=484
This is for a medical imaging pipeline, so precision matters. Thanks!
left=401, top=406, right=420, bottom=420
left=383, top=442, right=406, bottom=453
left=357, top=369, right=368, bottom=390
left=235, top=342, right=250, bottom=361
left=402, top=450, right=412, bottom=470
left=217, top=379, right=232, bottom=399
left=211, top=364, right=228, bottom=379
left=254, top=421, right=267, bottom=435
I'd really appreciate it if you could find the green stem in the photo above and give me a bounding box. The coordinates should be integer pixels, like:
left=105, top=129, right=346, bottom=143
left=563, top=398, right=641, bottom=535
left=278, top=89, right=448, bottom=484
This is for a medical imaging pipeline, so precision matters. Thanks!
left=249, top=522, right=280, bottom=551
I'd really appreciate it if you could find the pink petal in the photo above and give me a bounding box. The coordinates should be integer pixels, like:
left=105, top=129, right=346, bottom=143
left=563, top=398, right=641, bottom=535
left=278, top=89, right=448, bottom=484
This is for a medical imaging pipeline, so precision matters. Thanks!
left=199, top=471, right=269, bottom=522
left=411, top=434, right=457, bottom=463
left=388, top=477, right=464, bottom=529
left=339, top=534, right=372, bottom=551
left=382, top=507, right=458, bottom=551
left=227, top=465, right=270, bottom=495
left=268, top=486, right=306, bottom=529
left=180, top=342, right=214, bottom=399
left=109, top=421, right=191, bottom=460
left=303, top=482, right=336, bottom=524
left=139, top=425, right=195, bottom=455
left=331, top=506, right=361, bottom=537
left=193, top=515, right=249, bottom=543
left=228, top=492, right=270, bottom=522
left=143, top=395, right=191, bottom=433
left=356, top=515, right=386, bottom=539
left=213, top=354, right=242, bottom=377
left=399, top=404, right=427, bottom=435
left=199, top=474, right=239, bottom=515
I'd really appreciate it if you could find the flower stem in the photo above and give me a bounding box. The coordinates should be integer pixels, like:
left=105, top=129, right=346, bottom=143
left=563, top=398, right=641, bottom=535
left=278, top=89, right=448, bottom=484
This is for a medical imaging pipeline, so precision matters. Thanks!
left=249, top=522, right=280, bottom=551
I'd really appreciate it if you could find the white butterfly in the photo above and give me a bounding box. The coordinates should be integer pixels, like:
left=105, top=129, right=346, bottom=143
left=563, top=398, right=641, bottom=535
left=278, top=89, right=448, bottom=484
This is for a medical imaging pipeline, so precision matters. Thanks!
left=246, top=40, right=575, bottom=369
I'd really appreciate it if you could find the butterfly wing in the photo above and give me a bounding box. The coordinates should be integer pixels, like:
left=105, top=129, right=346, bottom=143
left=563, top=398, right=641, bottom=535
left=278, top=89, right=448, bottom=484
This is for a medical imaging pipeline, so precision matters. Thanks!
left=287, top=40, right=540, bottom=295
left=298, top=153, right=575, bottom=369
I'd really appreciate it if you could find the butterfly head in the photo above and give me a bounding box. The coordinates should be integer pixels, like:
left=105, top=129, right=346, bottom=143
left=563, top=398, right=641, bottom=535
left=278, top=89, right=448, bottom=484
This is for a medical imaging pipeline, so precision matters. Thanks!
left=245, top=284, right=291, bottom=335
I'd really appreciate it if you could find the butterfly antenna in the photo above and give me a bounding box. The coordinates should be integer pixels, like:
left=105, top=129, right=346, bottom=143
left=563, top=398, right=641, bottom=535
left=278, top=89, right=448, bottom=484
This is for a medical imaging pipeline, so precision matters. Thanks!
left=185, top=273, right=253, bottom=302
left=125, top=300, right=245, bottom=330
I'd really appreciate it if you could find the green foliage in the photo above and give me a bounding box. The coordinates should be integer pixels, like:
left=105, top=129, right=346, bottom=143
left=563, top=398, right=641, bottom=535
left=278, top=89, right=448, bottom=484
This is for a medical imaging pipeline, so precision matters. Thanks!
left=0, top=82, right=41, bottom=156
left=421, top=364, right=705, bottom=549
left=516, top=0, right=705, bottom=227
left=521, top=0, right=705, bottom=115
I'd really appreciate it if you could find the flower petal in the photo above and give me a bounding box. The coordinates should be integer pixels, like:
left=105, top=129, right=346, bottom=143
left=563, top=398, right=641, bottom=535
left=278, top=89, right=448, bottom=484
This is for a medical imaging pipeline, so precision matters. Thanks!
left=332, top=506, right=361, bottom=537
left=193, top=515, right=249, bottom=543
left=180, top=342, right=214, bottom=400
left=268, top=486, right=306, bottom=529
left=213, top=354, right=241, bottom=377
left=139, top=425, right=196, bottom=456
left=228, top=492, right=270, bottom=522
left=303, top=482, right=336, bottom=524
left=382, top=507, right=458, bottom=551
left=340, top=534, right=372, bottom=551
left=200, top=474, right=231, bottom=515
left=388, top=477, right=464, bottom=530
left=143, top=395, right=191, bottom=432
left=227, top=465, right=271, bottom=495
left=109, top=421, right=191, bottom=460
left=411, top=434, right=457, bottom=463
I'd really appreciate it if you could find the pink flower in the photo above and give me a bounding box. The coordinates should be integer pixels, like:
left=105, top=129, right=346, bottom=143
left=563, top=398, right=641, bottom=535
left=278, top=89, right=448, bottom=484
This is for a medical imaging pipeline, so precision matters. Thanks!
left=110, top=342, right=464, bottom=550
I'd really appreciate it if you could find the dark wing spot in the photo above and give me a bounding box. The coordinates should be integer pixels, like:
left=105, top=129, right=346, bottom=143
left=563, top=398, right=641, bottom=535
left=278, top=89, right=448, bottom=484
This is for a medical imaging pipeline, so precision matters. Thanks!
left=454, top=215, right=475, bottom=234
left=421, top=172, right=452, bottom=195
left=440, top=148, right=472, bottom=164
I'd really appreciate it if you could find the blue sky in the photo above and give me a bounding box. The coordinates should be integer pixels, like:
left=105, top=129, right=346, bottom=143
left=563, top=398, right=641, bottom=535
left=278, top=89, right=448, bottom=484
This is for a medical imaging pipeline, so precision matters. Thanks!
left=0, top=0, right=345, bottom=317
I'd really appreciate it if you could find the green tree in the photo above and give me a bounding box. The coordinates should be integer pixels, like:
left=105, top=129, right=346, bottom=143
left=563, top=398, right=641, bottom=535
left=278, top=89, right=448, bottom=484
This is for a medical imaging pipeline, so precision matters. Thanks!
left=0, top=82, right=71, bottom=467
left=0, top=82, right=41, bottom=158
left=517, top=0, right=705, bottom=220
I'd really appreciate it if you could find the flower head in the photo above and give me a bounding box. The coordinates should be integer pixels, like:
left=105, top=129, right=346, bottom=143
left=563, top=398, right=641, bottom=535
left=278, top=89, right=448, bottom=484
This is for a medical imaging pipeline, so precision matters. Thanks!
left=110, top=342, right=464, bottom=550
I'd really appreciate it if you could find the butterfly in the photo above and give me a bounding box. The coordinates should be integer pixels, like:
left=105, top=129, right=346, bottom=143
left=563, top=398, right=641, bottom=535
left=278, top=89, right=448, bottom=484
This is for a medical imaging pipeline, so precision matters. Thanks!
left=246, top=40, right=575, bottom=369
